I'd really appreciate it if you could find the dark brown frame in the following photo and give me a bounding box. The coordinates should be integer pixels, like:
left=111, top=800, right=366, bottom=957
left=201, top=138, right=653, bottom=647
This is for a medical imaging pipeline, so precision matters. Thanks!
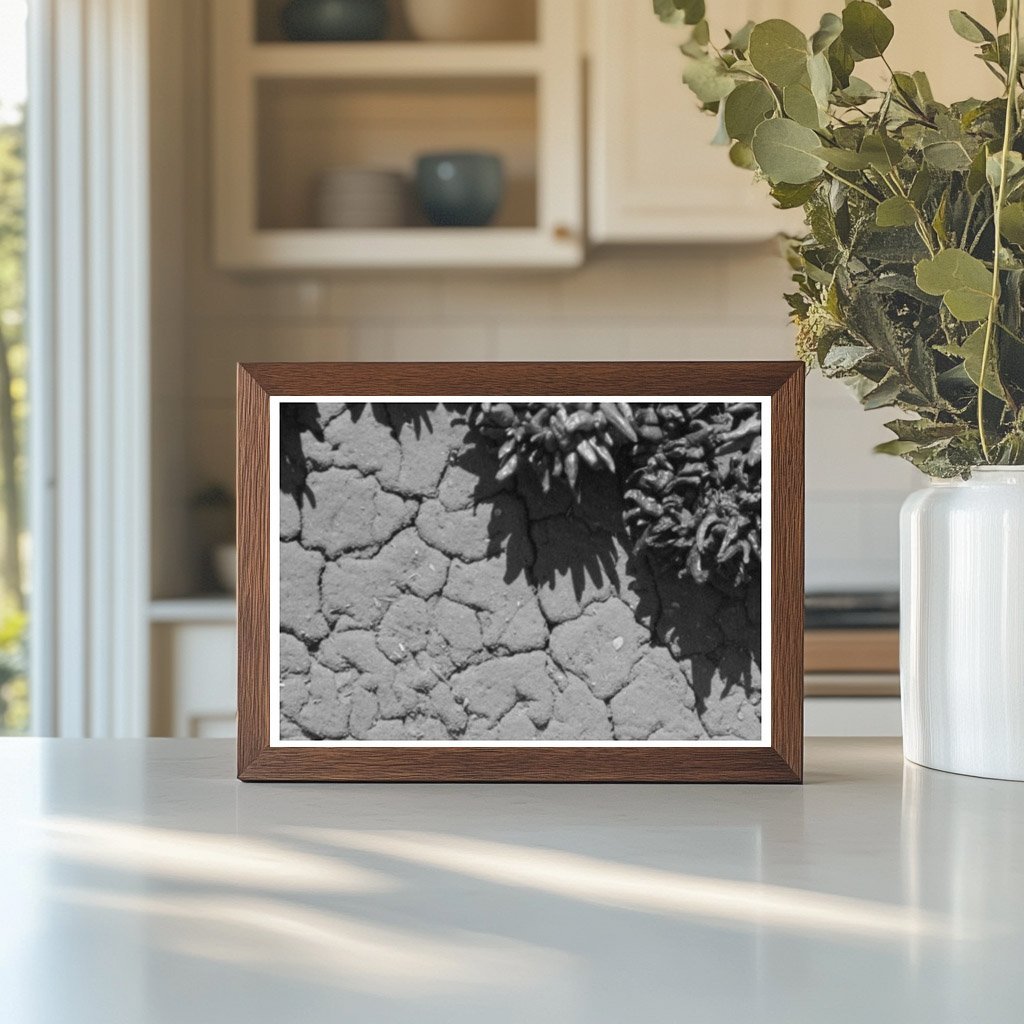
left=237, top=362, right=804, bottom=782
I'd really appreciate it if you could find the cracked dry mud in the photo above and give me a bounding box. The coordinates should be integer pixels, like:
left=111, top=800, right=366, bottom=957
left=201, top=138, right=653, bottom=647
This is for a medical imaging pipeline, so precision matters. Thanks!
left=279, top=403, right=761, bottom=742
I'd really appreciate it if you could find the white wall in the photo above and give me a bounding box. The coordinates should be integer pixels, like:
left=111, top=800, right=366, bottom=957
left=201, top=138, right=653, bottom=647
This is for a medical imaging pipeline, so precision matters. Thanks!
left=164, top=0, right=920, bottom=600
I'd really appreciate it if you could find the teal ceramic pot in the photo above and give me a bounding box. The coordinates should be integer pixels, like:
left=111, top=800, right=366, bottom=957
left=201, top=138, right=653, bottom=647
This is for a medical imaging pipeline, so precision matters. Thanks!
left=415, top=152, right=505, bottom=227
left=281, top=0, right=388, bottom=41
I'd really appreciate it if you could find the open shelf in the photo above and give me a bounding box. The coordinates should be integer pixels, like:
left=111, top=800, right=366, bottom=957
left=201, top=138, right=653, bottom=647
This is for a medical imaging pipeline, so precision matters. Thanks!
left=213, top=0, right=582, bottom=268
left=249, top=41, right=544, bottom=77
left=219, top=227, right=578, bottom=269
left=257, top=76, right=538, bottom=232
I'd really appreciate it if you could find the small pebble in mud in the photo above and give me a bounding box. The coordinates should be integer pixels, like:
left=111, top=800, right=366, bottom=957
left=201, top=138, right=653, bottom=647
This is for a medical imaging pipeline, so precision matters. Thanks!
left=612, top=636, right=624, bottom=651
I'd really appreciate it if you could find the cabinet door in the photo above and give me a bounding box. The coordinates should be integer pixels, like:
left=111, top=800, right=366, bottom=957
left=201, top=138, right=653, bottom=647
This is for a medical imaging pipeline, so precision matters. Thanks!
left=587, top=0, right=996, bottom=244
left=151, top=621, right=237, bottom=738
left=212, top=0, right=584, bottom=269
left=587, top=0, right=807, bottom=243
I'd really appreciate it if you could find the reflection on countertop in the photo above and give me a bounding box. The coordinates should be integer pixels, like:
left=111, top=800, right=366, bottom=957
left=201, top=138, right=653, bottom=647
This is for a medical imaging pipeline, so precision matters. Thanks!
left=1, top=738, right=1022, bottom=1022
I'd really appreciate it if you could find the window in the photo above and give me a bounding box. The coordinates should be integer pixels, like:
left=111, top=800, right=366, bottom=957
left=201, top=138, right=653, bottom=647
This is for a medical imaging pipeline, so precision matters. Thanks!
left=0, top=0, right=28, bottom=734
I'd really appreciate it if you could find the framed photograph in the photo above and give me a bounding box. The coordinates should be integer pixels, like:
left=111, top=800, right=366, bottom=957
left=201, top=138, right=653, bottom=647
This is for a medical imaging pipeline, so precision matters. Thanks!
left=237, top=362, right=804, bottom=782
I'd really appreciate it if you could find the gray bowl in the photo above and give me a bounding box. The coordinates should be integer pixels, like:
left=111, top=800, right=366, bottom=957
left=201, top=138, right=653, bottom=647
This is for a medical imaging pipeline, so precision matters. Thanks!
left=415, top=152, right=505, bottom=228
left=280, top=0, right=388, bottom=42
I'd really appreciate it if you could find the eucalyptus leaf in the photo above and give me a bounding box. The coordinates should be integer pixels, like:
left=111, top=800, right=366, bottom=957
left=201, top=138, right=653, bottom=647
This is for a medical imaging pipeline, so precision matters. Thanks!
left=932, top=190, right=951, bottom=246
left=909, top=165, right=934, bottom=205
left=885, top=418, right=963, bottom=443
left=653, top=0, right=682, bottom=24
left=724, top=81, right=775, bottom=144
left=711, top=107, right=731, bottom=145
left=808, top=52, right=833, bottom=109
left=946, top=290, right=994, bottom=326
left=948, top=10, right=994, bottom=44
left=752, top=118, right=828, bottom=184
left=814, top=146, right=872, bottom=170
left=862, top=374, right=903, bottom=409
left=876, top=197, right=919, bottom=228
left=724, top=20, right=755, bottom=53
left=729, top=140, right=757, bottom=169
left=683, top=57, right=736, bottom=104
left=827, top=35, right=856, bottom=88
left=842, top=1, right=895, bottom=59
left=748, top=19, right=809, bottom=86
left=924, top=140, right=973, bottom=171
left=892, top=72, right=924, bottom=110
left=784, top=80, right=825, bottom=129
left=837, top=76, right=879, bottom=104
left=986, top=150, right=1024, bottom=190
left=653, top=0, right=705, bottom=26
left=874, top=439, right=921, bottom=455
left=913, top=71, right=935, bottom=104
left=680, top=36, right=708, bottom=59
left=939, top=326, right=1006, bottom=398
left=861, top=133, right=904, bottom=173
left=967, top=144, right=992, bottom=193
left=980, top=33, right=1014, bottom=74
left=771, top=180, right=819, bottom=209
left=915, top=249, right=994, bottom=321
left=1000, top=203, right=1024, bottom=244
left=810, top=12, right=843, bottom=54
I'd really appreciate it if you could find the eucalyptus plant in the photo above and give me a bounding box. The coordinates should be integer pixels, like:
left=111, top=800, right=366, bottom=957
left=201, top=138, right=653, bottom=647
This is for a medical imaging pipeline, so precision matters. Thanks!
left=658, top=0, right=1024, bottom=475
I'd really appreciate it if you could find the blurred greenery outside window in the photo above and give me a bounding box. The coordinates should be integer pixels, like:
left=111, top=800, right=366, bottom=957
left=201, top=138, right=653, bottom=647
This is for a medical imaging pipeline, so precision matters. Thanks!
left=0, top=0, right=28, bottom=734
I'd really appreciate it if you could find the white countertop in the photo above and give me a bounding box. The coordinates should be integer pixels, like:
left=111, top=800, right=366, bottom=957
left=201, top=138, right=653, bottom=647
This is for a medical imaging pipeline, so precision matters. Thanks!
left=0, top=738, right=1020, bottom=1023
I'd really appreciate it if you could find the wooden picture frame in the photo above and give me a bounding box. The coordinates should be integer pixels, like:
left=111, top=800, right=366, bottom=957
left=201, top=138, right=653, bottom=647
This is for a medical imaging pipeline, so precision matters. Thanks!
left=237, top=362, right=804, bottom=782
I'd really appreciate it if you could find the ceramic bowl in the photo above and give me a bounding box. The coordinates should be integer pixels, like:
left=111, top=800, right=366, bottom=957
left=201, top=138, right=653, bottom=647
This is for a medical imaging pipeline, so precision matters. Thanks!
left=403, top=0, right=534, bottom=41
left=281, top=0, right=388, bottom=42
left=415, top=152, right=504, bottom=227
left=316, top=168, right=407, bottom=228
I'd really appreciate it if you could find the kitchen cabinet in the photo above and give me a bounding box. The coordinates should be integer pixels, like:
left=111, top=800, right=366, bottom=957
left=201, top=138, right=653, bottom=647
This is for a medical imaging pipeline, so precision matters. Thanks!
left=150, top=600, right=236, bottom=738
left=587, top=0, right=814, bottom=243
left=211, top=0, right=583, bottom=269
left=587, top=0, right=998, bottom=244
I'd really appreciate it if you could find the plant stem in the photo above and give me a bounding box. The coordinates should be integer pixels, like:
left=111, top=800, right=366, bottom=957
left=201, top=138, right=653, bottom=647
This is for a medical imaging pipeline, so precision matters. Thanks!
left=884, top=171, right=939, bottom=254
left=822, top=167, right=881, bottom=205
left=979, top=0, right=1021, bottom=462
left=997, top=318, right=1024, bottom=345
left=962, top=191, right=980, bottom=248
left=750, top=69, right=784, bottom=117
left=968, top=213, right=994, bottom=253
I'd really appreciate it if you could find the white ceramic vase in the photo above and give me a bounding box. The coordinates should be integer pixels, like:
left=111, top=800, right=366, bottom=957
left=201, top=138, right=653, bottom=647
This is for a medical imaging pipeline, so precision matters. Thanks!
left=900, top=467, right=1024, bottom=780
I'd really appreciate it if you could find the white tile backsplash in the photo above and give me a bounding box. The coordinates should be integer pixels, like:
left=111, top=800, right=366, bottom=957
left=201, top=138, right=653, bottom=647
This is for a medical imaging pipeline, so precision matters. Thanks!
left=440, top=273, right=562, bottom=321
left=182, top=251, right=917, bottom=593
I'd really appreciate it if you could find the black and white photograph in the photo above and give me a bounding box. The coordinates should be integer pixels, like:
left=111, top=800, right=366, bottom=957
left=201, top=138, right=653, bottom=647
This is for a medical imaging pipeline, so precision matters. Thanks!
left=273, top=398, right=769, bottom=745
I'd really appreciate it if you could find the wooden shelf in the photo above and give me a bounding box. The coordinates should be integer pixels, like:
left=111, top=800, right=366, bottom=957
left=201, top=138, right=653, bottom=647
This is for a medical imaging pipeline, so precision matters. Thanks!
left=804, top=673, right=900, bottom=698
left=249, top=42, right=544, bottom=79
left=805, top=629, right=900, bottom=675
left=218, top=227, right=580, bottom=270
